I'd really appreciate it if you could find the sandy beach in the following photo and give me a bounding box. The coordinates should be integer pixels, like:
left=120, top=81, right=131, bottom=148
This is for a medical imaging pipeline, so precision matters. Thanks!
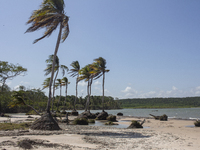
left=0, top=114, right=199, bottom=150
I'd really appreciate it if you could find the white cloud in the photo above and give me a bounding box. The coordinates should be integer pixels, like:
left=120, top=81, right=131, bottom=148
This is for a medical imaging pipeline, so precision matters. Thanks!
left=78, top=81, right=87, bottom=86
left=94, top=81, right=101, bottom=85
left=119, top=85, right=200, bottom=99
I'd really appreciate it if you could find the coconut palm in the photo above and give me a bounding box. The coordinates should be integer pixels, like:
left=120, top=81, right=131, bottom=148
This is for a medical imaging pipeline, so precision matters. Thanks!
left=9, top=91, right=40, bottom=116
left=69, top=61, right=80, bottom=111
left=44, top=55, right=68, bottom=111
left=42, top=77, right=51, bottom=90
left=25, top=0, right=69, bottom=130
left=62, top=77, right=70, bottom=107
left=78, top=65, right=94, bottom=112
left=93, top=57, right=110, bottom=112
left=55, top=78, right=65, bottom=111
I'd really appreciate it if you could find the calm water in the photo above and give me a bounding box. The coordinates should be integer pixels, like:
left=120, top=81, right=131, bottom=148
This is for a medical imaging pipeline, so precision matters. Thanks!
left=7, top=108, right=200, bottom=120
left=76, top=108, right=200, bottom=120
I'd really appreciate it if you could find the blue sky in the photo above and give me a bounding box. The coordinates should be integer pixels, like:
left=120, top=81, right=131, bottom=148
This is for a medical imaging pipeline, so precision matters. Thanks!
left=1, top=0, right=200, bottom=99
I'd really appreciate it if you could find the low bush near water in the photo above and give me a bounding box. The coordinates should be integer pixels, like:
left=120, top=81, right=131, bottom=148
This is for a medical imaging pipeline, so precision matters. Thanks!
left=73, top=118, right=88, bottom=125
left=194, top=120, right=200, bottom=127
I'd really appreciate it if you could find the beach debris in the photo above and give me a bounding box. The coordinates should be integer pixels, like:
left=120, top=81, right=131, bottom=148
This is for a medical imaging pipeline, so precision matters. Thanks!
left=194, top=120, right=200, bottom=127
left=105, top=121, right=118, bottom=125
left=107, top=115, right=117, bottom=122
left=117, top=112, right=123, bottom=116
left=30, top=112, right=61, bottom=130
left=127, top=120, right=145, bottom=128
left=96, top=111, right=109, bottom=120
left=149, top=114, right=168, bottom=121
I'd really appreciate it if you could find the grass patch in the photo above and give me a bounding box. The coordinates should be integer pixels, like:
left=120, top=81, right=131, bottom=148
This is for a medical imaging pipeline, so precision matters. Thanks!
left=0, top=122, right=32, bottom=131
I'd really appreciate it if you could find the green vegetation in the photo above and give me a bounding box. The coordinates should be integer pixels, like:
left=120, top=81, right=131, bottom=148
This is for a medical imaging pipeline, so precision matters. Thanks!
left=0, top=122, right=31, bottom=130
left=117, top=97, right=200, bottom=108
left=88, top=119, right=95, bottom=123
left=105, top=121, right=118, bottom=125
left=73, top=118, right=88, bottom=125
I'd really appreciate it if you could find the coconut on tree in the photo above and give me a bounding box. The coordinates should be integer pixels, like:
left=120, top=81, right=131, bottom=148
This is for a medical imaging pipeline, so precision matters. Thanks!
left=68, top=61, right=80, bottom=114
left=25, top=0, right=69, bottom=130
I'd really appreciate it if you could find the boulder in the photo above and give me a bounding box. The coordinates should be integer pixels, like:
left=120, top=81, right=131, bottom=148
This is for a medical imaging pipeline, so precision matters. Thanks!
left=117, top=112, right=123, bottom=116
left=159, top=114, right=168, bottom=121
left=71, top=110, right=79, bottom=116
left=107, top=115, right=117, bottom=122
left=78, top=111, right=96, bottom=119
left=96, top=111, right=108, bottom=120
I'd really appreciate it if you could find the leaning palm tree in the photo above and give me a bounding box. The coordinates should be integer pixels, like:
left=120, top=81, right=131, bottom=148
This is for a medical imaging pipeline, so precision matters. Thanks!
left=25, top=0, right=69, bottom=130
left=44, top=55, right=68, bottom=111
left=93, top=57, right=110, bottom=112
left=78, top=65, right=93, bottom=112
left=9, top=91, right=40, bottom=116
left=62, top=77, right=70, bottom=107
left=68, top=61, right=80, bottom=111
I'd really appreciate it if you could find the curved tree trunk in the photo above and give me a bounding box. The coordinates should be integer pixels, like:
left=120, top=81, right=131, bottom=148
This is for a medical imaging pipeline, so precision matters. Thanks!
left=85, top=81, right=90, bottom=112
left=46, top=23, right=63, bottom=113
left=27, top=104, right=41, bottom=116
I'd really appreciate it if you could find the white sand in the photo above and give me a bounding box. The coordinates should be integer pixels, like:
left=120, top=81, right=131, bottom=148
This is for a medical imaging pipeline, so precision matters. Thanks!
left=0, top=115, right=200, bottom=150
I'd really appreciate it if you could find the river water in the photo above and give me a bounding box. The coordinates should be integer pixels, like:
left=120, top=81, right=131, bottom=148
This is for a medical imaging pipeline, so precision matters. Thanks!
left=76, top=108, right=200, bottom=120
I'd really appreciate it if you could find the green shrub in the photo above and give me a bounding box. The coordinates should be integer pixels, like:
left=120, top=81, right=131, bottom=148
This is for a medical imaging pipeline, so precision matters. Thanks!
left=73, top=118, right=88, bottom=125
left=26, top=110, right=39, bottom=115
left=159, top=114, right=168, bottom=121
left=105, top=121, right=118, bottom=125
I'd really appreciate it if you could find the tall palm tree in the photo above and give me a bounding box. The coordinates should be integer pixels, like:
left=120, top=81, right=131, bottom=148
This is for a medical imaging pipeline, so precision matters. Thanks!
left=26, top=0, right=69, bottom=114
left=44, top=55, right=68, bottom=111
left=69, top=61, right=80, bottom=111
left=93, top=57, right=110, bottom=112
left=55, top=78, right=64, bottom=111
left=78, top=65, right=93, bottom=112
left=62, top=77, right=70, bottom=107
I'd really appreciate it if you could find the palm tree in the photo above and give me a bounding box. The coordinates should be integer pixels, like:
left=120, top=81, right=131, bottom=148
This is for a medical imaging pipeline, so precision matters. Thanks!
left=44, top=55, right=68, bottom=111
left=69, top=61, right=80, bottom=111
left=42, top=77, right=51, bottom=90
left=78, top=65, right=93, bottom=112
left=55, top=78, right=64, bottom=111
left=25, top=0, right=69, bottom=130
left=62, top=77, right=70, bottom=107
left=10, top=91, right=40, bottom=116
left=93, top=57, right=110, bottom=112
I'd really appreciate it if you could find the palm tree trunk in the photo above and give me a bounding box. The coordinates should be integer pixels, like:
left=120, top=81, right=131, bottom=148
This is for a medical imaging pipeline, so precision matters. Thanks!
left=102, top=72, right=105, bottom=112
left=57, top=85, right=62, bottom=111
left=51, top=69, right=59, bottom=111
left=46, top=23, right=63, bottom=113
left=64, top=83, right=68, bottom=106
left=85, top=81, right=90, bottom=112
left=27, top=104, right=41, bottom=116
left=73, top=75, right=79, bottom=111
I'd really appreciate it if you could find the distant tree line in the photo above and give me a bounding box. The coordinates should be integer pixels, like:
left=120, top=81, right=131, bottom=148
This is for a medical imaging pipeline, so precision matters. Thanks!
left=117, top=97, right=200, bottom=108
left=0, top=85, right=121, bottom=113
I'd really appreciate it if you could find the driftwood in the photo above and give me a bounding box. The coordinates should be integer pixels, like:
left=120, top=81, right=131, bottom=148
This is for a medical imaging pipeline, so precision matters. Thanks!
left=149, top=114, right=160, bottom=120
left=149, top=114, right=168, bottom=121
